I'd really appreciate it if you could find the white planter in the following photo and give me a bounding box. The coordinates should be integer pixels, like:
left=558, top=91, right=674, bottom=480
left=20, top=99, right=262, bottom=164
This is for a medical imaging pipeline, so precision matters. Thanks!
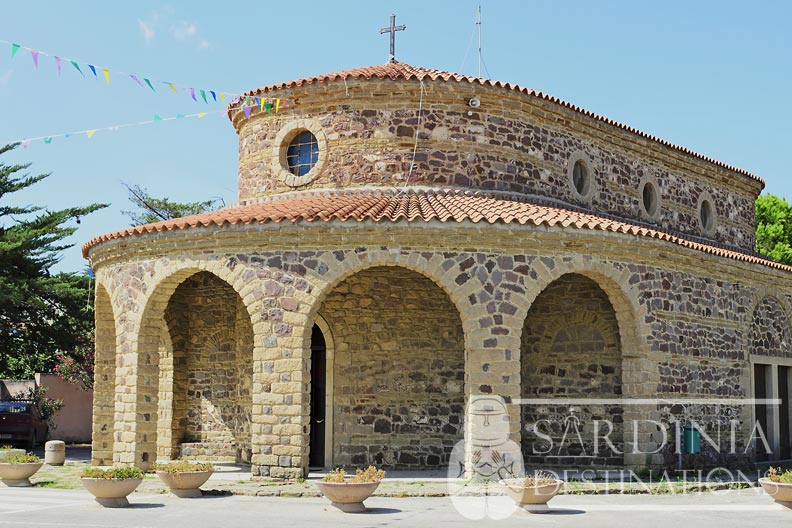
left=0, top=462, right=43, bottom=487
left=499, top=478, right=564, bottom=513
left=80, top=477, right=143, bottom=508
left=315, top=480, right=381, bottom=512
left=759, top=478, right=792, bottom=510
left=156, top=470, right=214, bottom=498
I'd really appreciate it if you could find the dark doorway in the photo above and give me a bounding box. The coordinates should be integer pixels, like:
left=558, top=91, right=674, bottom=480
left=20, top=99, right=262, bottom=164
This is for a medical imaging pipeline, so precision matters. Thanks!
left=309, top=324, right=327, bottom=468
left=754, top=364, right=769, bottom=461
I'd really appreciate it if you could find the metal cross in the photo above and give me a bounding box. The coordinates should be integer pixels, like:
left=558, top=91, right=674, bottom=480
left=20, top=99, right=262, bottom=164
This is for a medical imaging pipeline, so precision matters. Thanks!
left=379, top=14, right=406, bottom=63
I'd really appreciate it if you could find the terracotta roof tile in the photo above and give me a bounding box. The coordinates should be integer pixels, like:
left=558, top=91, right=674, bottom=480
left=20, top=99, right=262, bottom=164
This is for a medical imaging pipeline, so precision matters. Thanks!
left=82, top=189, right=789, bottom=273
left=234, top=62, right=762, bottom=186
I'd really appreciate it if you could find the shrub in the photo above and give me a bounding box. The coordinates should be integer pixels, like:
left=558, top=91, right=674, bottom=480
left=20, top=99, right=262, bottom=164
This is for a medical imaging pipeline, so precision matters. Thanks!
left=153, top=460, right=214, bottom=474
left=80, top=467, right=144, bottom=479
left=767, top=467, right=792, bottom=484
left=351, top=465, right=386, bottom=483
left=3, top=452, right=40, bottom=463
left=322, top=465, right=386, bottom=483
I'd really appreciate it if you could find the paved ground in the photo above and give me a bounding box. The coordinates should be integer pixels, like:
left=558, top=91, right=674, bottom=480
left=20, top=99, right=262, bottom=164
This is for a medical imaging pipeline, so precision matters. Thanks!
left=0, top=487, right=790, bottom=527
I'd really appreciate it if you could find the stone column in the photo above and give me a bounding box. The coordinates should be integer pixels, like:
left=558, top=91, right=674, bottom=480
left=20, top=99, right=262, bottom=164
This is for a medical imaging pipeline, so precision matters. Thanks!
left=91, top=286, right=115, bottom=466
left=250, top=281, right=310, bottom=479
left=112, top=318, right=160, bottom=469
left=464, top=306, right=524, bottom=475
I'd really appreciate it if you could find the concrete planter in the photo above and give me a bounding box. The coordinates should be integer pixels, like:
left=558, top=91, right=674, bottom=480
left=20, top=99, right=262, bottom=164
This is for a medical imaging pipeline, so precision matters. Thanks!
left=315, top=481, right=381, bottom=512
left=499, top=478, right=564, bottom=513
left=759, top=478, right=792, bottom=510
left=156, top=470, right=214, bottom=498
left=0, top=462, right=43, bottom=487
left=80, top=477, right=143, bottom=508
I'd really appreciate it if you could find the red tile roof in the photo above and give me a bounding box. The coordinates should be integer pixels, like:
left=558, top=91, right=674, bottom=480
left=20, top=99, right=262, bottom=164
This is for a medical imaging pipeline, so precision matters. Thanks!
left=234, top=61, right=762, bottom=186
left=82, top=189, right=788, bottom=273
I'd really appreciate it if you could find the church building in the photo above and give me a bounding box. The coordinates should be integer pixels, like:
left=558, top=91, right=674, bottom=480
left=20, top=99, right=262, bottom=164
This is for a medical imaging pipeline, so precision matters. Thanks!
left=84, top=55, right=792, bottom=478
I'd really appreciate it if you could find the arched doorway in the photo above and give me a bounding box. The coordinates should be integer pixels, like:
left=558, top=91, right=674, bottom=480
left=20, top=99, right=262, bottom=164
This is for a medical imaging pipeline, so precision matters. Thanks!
left=520, top=273, right=623, bottom=468
left=315, top=266, right=465, bottom=469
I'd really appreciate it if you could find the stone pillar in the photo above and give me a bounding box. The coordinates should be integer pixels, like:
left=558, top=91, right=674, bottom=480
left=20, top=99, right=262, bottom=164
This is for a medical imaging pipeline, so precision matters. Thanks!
left=464, top=308, right=523, bottom=474
left=112, top=318, right=160, bottom=469
left=251, top=300, right=310, bottom=479
left=91, top=286, right=115, bottom=466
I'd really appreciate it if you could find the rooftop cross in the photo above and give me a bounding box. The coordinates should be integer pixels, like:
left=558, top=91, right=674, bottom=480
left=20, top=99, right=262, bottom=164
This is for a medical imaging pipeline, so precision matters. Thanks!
left=379, top=14, right=406, bottom=63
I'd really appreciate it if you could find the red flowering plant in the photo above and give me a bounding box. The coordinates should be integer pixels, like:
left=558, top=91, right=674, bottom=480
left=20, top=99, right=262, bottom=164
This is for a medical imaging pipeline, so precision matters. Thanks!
left=54, top=334, right=94, bottom=390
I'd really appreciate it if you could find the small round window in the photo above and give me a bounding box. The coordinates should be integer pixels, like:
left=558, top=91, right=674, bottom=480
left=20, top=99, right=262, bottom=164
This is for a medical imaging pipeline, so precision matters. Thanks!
left=572, top=160, right=589, bottom=195
left=700, top=199, right=715, bottom=233
left=286, top=131, right=319, bottom=177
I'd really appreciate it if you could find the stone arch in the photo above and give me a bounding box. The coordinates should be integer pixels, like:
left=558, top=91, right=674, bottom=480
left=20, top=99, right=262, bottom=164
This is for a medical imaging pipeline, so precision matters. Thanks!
left=749, top=293, right=792, bottom=360
left=520, top=272, right=625, bottom=467
left=118, top=264, right=257, bottom=468
left=312, top=264, right=466, bottom=469
left=519, top=259, right=650, bottom=369
left=91, top=281, right=116, bottom=465
left=303, top=250, right=476, bottom=345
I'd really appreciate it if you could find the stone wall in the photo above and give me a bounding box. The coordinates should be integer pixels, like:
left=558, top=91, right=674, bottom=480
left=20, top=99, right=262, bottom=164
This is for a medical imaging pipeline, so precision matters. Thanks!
left=319, top=266, right=465, bottom=469
left=88, top=217, right=792, bottom=475
left=520, top=273, right=623, bottom=467
left=234, top=80, right=760, bottom=250
left=163, top=272, right=253, bottom=461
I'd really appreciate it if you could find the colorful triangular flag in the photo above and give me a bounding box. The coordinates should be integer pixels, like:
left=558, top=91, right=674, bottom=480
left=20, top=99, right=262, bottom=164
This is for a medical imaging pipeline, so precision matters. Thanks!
left=88, top=64, right=97, bottom=77
left=200, top=89, right=207, bottom=103
left=54, top=56, right=62, bottom=76
left=102, top=68, right=109, bottom=85
left=10, top=43, right=20, bottom=59
left=154, top=114, right=163, bottom=121
left=189, top=87, right=196, bottom=101
left=210, top=90, right=217, bottom=102
left=243, top=106, right=252, bottom=118
left=43, top=137, right=52, bottom=144
left=86, top=130, right=96, bottom=138
left=30, top=50, right=39, bottom=69
left=70, top=60, right=84, bottom=77
left=130, top=74, right=144, bottom=88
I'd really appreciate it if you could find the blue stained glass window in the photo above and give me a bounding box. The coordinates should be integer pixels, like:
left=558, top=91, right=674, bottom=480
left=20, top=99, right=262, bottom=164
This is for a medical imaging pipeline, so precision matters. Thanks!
left=286, top=131, right=319, bottom=176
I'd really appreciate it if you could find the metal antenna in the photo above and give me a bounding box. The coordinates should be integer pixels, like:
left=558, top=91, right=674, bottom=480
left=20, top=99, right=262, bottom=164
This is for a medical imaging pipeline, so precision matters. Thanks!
left=477, top=5, right=482, bottom=77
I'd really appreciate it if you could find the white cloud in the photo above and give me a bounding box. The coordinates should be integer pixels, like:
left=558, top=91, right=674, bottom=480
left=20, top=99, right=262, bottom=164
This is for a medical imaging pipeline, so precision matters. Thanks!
left=139, top=7, right=209, bottom=49
left=0, top=69, right=12, bottom=88
left=139, top=19, right=156, bottom=44
left=171, top=21, right=197, bottom=41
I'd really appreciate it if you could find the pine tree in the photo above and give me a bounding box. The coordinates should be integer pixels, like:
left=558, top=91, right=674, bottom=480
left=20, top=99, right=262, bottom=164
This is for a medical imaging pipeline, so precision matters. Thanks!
left=0, top=143, right=106, bottom=379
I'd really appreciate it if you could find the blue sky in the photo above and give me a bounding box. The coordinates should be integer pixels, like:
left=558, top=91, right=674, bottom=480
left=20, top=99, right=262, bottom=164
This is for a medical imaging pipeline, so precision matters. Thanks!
left=1, top=1, right=790, bottom=272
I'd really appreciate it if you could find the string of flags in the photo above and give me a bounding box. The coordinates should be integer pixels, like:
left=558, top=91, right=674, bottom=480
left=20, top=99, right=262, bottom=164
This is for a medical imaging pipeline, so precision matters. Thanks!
left=10, top=94, right=287, bottom=148
left=2, top=39, right=248, bottom=105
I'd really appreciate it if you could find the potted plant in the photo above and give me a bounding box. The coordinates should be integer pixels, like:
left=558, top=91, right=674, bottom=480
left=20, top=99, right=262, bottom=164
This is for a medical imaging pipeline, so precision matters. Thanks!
left=0, top=452, right=43, bottom=487
left=759, top=466, right=792, bottom=509
left=0, top=445, right=25, bottom=461
left=315, top=465, right=386, bottom=512
left=80, top=466, right=145, bottom=508
left=499, top=473, right=564, bottom=513
left=154, top=460, right=215, bottom=498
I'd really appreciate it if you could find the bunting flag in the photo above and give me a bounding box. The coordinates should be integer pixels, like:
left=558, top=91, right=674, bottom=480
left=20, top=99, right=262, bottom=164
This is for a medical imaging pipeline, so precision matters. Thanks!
left=200, top=89, right=207, bottom=104
left=189, top=87, right=196, bottom=101
left=54, top=56, right=62, bottom=76
left=30, top=49, right=39, bottom=69
left=70, top=60, right=84, bottom=76
left=6, top=98, right=287, bottom=148
left=102, top=68, right=109, bottom=85
left=10, top=42, right=19, bottom=59
left=130, top=74, right=143, bottom=88
left=144, top=78, right=155, bottom=91
left=88, top=64, right=97, bottom=77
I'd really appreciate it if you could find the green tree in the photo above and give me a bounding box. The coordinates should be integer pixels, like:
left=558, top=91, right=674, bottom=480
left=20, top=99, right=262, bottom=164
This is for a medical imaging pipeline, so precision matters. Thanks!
left=121, top=183, right=222, bottom=225
left=0, top=143, right=106, bottom=379
left=756, top=194, right=792, bottom=265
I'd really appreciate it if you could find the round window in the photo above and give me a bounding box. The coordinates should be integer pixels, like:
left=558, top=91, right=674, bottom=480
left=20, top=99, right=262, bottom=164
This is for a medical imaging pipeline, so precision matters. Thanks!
left=572, top=160, right=589, bottom=195
left=700, top=199, right=714, bottom=233
left=286, top=131, right=319, bottom=177
left=641, top=181, right=658, bottom=218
